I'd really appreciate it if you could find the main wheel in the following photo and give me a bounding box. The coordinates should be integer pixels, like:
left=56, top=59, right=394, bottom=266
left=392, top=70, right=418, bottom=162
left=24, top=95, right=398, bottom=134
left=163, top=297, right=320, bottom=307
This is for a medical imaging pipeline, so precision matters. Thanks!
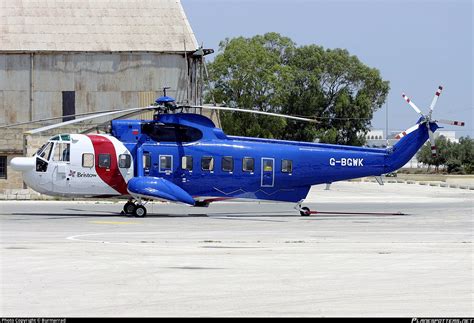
left=300, top=207, right=311, bottom=216
left=123, top=201, right=136, bottom=215
left=134, top=205, right=147, bottom=217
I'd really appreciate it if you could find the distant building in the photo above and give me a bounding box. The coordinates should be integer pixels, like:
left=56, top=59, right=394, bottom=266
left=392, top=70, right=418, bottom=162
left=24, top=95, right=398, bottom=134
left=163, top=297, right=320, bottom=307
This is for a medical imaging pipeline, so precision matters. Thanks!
left=0, top=0, right=208, bottom=193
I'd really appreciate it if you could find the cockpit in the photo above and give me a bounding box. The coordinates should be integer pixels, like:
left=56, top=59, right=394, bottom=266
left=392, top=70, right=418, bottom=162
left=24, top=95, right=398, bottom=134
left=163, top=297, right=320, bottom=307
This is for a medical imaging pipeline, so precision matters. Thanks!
left=35, top=134, right=71, bottom=172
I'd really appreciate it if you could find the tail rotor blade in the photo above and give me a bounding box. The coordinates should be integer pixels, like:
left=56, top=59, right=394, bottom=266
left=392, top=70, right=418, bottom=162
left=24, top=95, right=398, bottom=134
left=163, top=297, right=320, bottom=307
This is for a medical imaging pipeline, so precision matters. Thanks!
left=428, top=127, right=437, bottom=158
left=402, top=93, right=423, bottom=115
left=429, top=85, right=443, bottom=114
left=395, top=123, right=420, bottom=139
left=437, top=119, right=465, bottom=126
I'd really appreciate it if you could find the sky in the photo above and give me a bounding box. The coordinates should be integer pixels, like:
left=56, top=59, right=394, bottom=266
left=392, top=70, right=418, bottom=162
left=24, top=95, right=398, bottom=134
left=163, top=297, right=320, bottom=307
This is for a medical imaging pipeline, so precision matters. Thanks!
left=181, top=0, right=473, bottom=138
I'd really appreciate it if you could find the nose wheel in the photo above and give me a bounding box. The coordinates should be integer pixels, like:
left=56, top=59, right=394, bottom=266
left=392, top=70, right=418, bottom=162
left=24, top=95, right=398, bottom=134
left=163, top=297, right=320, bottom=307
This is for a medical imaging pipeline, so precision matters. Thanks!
left=123, top=199, right=147, bottom=217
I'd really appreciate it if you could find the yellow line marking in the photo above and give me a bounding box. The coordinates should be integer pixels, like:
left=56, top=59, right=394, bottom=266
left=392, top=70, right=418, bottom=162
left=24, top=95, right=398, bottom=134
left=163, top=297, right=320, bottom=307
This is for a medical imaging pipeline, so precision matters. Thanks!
left=90, top=221, right=139, bottom=225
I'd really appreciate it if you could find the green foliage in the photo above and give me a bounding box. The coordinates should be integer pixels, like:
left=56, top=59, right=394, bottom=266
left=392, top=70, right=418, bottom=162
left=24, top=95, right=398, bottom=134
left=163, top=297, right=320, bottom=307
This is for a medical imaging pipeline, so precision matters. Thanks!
left=206, top=33, right=390, bottom=145
left=207, top=33, right=294, bottom=138
left=416, top=136, right=474, bottom=174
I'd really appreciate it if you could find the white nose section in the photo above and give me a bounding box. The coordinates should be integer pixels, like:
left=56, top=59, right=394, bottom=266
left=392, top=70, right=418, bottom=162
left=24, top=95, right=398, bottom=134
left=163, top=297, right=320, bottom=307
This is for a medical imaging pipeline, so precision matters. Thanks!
left=11, top=157, right=36, bottom=172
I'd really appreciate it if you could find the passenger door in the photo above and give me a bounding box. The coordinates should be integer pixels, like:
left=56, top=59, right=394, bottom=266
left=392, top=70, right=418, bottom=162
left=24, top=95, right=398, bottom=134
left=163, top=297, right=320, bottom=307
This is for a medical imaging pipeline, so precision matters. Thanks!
left=51, top=142, right=71, bottom=194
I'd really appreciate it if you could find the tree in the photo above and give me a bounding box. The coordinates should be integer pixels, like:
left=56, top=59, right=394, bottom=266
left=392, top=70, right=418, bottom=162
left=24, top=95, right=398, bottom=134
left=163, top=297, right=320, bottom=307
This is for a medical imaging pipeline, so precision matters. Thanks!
left=284, top=46, right=389, bottom=145
left=206, top=33, right=390, bottom=145
left=206, top=33, right=295, bottom=139
left=417, top=136, right=473, bottom=174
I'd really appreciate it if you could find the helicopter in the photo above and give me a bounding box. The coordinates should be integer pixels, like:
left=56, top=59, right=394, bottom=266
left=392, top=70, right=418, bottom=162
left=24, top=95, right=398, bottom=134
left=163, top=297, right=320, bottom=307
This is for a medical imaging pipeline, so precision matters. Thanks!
left=9, top=85, right=465, bottom=217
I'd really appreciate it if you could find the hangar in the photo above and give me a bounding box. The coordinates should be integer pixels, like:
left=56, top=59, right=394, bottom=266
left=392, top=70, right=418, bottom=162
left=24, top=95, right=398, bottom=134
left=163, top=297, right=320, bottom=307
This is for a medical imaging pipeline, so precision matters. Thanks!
left=0, top=0, right=208, bottom=196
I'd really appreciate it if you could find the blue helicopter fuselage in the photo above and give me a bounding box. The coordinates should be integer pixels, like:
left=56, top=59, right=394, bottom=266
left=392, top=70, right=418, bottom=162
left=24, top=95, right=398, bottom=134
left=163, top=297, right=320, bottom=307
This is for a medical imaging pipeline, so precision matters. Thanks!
left=111, top=113, right=431, bottom=204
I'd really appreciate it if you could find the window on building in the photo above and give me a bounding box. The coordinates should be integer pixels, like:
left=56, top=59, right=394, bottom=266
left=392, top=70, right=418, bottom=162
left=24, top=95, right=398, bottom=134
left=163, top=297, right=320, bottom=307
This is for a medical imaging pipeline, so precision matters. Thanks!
left=221, top=156, right=233, bottom=172
left=281, top=159, right=293, bottom=173
left=62, top=91, right=75, bottom=122
left=182, top=156, right=193, bottom=171
left=0, top=156, right=6, bottom=179
left=242, top=157, right=254, bottom=172
left=82, top=153, right=94, bottom=168
left=98, top=154, right=111, bottom=168
left=159, top=155, right=172, bottom=172
left=201, top=156, right=214, bottom=171
left=119, top=154, right=131, bottom=168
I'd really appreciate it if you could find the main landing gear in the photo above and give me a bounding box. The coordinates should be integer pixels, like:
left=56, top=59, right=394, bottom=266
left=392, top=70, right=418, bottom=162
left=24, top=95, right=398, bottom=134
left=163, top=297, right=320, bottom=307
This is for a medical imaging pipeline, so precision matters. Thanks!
left=295, top=201, right=312, bottom=216
left=123, top=199, right=147, bottom=217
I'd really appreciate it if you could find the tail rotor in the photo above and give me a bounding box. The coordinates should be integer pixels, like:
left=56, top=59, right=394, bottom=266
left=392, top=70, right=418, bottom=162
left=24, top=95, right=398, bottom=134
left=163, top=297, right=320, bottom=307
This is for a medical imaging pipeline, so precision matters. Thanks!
left=400, top=85, right=465, bottom=158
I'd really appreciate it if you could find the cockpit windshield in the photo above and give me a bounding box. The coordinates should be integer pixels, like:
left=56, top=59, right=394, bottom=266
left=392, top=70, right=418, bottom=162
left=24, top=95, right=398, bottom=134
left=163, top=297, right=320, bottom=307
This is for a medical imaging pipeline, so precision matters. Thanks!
left=36, top=142, right=54, bottom=160
left=35, top=135, right=71, bottom=172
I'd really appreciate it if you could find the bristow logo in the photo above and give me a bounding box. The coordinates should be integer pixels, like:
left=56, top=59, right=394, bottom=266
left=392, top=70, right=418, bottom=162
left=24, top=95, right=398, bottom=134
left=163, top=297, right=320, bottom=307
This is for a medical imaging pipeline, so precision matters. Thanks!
left=77, top=172, right=97, bottom=178
left=69, top=170, right=97, bottom=178
left=329, top=158, right=364, bottom=167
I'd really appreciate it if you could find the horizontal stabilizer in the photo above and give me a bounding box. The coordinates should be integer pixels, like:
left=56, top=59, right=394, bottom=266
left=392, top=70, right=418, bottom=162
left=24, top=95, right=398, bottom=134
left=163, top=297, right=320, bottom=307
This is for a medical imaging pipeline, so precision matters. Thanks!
left=127, top=177, right=195, bottom=205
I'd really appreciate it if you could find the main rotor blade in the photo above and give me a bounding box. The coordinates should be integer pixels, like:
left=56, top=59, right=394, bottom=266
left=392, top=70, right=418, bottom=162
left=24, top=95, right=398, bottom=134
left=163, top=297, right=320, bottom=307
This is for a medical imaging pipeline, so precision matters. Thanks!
left=0, top=108, right=135, bottom=129
left=192, top=105, right=319, bottom=123
left=429, top=85, right=443, bottom=114
left=436, top=119, right=465, bottom=126
left=26, top=106, right=155, bottom=135
left=402, top=93, right=423, bottom=115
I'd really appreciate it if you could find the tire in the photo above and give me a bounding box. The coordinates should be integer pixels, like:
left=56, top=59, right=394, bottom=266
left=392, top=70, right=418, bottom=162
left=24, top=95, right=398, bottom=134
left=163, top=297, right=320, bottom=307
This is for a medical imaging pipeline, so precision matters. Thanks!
left=300, top=207, right=311, bottom=216
left=124, top=201, right=136, bottom=215
left=134, top=205, right=147, bottom=217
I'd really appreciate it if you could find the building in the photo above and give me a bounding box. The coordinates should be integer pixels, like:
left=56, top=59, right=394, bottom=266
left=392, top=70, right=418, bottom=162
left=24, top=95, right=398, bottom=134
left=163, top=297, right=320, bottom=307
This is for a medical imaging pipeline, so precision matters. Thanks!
left=0, top=0, right=209, bottom=195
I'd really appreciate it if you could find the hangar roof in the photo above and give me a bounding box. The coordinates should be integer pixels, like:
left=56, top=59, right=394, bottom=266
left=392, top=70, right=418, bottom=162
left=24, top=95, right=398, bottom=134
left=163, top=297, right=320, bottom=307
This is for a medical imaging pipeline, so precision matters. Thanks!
left=0, top=0, right=198, bottom=52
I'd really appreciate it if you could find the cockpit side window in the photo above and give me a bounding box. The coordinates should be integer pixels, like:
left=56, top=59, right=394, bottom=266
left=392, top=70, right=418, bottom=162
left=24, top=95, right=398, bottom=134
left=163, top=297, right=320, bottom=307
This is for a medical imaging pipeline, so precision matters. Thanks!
left=53, top=143, right=70, bottom=162
left=36, top=158, right=48, bottom=172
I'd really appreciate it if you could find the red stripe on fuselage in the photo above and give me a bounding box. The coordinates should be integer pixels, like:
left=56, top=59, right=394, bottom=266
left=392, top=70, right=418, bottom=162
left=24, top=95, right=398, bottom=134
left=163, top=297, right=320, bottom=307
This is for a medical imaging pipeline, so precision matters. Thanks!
left=87, top=135, right=128, bottom=195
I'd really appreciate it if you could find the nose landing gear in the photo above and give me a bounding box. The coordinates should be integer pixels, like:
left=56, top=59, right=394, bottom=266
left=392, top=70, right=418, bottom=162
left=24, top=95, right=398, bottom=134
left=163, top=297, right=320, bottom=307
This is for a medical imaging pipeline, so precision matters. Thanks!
left=122, top=198, right=147, bottom=217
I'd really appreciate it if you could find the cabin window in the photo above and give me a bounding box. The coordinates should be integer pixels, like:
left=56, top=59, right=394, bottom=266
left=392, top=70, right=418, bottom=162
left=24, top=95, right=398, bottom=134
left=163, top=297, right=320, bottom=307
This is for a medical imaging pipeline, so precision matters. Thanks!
left=143, top=153, right=151, bottom=168
left=281, top=159, right=293, bottom=173
left=119, top=154, right=131, bottom=168
left=222, top=156, right=233, bottom=172
left=242, top=157, right=254, bottom=172
left=201, top=156, right=214, bottom=171
left=143, top=152, right=151, bottom=175
left=98, top=154, right=111, bottom=168
left=53, top=143, right=70, bottom=162
left=159, top=155, right=173, bottom=172
left=82, top=153, right=94, bottom=168
left=0, top=156, right=6, bottom=179
left=263, top=159, right=273, bottom=172
left=182, top=156, right=193, bottom=171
